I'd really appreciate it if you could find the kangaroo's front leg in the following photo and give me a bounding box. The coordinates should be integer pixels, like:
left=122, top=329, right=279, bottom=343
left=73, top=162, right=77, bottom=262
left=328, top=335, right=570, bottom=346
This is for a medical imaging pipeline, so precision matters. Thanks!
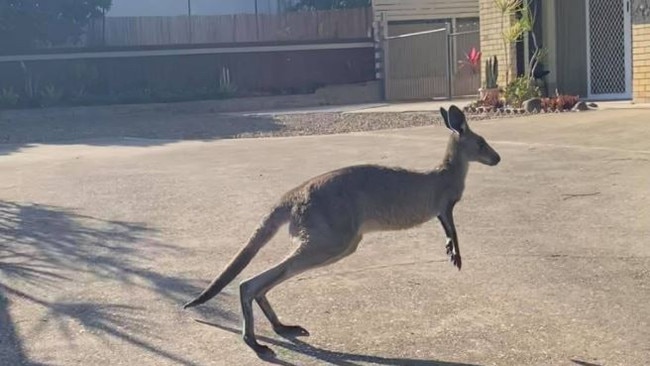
left=438, top=202, right=461, bottom=270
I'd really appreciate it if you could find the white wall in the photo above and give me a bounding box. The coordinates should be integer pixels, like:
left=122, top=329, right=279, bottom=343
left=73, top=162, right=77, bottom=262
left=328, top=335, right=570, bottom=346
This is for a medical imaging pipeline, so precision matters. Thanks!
left=106, top=0, right=281, bottom=17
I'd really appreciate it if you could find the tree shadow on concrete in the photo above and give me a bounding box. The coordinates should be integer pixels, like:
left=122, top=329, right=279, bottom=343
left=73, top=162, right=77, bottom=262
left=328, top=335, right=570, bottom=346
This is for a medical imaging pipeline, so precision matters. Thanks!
left=0, top=200, right=230, bottom=365
left=0, top=110, right=284, bottom=156
left=192, top=319, right=482, bottom=366
left=0, top=288, right=46, bottom=366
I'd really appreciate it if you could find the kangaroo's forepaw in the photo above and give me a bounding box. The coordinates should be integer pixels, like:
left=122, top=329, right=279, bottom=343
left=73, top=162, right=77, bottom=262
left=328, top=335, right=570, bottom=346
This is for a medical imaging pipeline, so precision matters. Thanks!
left=445, top=240, right=453, bottom=256
left=451, top=253, right=462, bottom=270
left=274, top=324, right=310, bottom=337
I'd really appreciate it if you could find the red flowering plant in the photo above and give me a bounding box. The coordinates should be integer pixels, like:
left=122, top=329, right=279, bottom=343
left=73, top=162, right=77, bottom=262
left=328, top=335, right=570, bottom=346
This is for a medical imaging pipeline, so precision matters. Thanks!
left=458, top=47, right=482, bottom=75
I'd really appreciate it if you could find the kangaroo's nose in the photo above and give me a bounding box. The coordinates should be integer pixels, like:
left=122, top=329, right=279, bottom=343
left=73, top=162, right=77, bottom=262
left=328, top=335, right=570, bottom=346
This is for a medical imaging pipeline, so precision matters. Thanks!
left=492, top=154, right=501, bottom=166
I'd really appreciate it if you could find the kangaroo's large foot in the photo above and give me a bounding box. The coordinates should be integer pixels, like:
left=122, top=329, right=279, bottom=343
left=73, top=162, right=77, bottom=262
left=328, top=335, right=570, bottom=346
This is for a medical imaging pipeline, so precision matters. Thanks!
left=244, top=335, right=275, bottom=357
left=273, top=324, right=310, bottom=338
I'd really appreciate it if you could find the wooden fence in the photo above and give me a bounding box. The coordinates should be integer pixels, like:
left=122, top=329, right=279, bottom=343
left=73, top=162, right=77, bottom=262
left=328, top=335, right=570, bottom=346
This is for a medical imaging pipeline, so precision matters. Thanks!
left=87, top=8, right=373, bottom=47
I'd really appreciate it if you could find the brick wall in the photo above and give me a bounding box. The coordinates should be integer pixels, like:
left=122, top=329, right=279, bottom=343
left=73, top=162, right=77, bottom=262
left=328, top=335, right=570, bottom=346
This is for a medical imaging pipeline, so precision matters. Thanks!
left=479, top=0, right=517, bottom=89
left=633, top=24, right=650, bottom=103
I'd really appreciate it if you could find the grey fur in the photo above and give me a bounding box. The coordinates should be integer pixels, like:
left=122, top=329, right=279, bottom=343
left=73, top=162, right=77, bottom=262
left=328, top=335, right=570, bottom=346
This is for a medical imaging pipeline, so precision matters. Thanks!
left=184, top=105, right=501, bottom=356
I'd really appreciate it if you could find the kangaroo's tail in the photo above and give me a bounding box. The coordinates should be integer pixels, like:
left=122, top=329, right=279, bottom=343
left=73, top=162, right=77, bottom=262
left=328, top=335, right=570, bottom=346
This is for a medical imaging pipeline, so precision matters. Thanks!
left=183, top=202, right=292, bottom=309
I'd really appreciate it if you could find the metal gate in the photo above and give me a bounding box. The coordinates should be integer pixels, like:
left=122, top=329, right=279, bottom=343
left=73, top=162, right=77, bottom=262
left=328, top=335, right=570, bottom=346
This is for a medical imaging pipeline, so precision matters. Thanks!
left=450, top=28, right=482, bottom=97
left=384, top=27, right=450, bottom=101
left=586, top=0, right=632, bottom=100
left=382, top=24, right=481, bottom=101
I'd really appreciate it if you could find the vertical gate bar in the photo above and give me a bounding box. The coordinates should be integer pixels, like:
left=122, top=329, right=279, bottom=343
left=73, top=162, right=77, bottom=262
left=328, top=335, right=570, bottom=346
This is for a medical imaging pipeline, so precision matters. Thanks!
left=419, top=35, right=422, bottom=99
left=451, top=17, right=458, bottom=76
left=446, top=23, right=453, bottom=100
left=585, top=0, right=592, bottom=98
left=381, top=12, right=390, bottom=100
left=625, top=0, right=632, bottom=97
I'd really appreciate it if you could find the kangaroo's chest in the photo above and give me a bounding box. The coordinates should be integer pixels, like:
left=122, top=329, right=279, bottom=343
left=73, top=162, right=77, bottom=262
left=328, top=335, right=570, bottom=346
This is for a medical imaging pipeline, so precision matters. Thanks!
left=359, top=183, right=463, bottom=234
left=359, top=197, right=439, bottom=233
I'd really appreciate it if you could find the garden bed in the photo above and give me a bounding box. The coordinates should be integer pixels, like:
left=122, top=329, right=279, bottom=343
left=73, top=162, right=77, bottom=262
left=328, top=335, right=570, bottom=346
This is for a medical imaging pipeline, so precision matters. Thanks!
left=462, top=98, right=598, bottom=116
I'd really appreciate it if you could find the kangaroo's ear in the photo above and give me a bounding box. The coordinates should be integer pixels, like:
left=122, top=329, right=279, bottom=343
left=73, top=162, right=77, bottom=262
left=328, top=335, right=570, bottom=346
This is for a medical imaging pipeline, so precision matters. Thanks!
left=439, top=107, right=452, bottom=131
left=447, top=105, right=468, bottom=134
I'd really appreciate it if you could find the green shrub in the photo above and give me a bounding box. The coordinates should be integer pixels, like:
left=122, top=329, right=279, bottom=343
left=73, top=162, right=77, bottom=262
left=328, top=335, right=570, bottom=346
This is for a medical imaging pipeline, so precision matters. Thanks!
left=40, top=84, right=64, bottom=107
left=0, top=87, right=20, bottom=108
left=504, top=76, right=540, bottom=107
left=216, top=66, right=238, bottom=98
left=70, top=61, right=100, bottom=98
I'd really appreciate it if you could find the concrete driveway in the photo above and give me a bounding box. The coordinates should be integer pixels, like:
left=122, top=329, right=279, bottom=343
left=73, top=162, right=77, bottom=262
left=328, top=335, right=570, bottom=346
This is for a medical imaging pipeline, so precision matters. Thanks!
left=1, top=109, right=649, bottom=366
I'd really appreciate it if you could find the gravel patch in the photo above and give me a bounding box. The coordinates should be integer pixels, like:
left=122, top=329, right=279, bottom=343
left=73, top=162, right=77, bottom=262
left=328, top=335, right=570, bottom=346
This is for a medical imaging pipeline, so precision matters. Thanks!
left=0, top=108, right=519, bottom=146
left=236, top=112, right=443, bottom=138
left=234, top=111, right=526, bottom=138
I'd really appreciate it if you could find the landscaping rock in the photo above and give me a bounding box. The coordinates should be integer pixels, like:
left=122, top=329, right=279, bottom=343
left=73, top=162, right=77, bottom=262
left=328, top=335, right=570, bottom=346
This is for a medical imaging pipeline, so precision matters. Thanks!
left=572, top=101, right=589, bottom=111
left=588, top=102, right=599, bottom=108
left=522, top=98, right=543, bottom=113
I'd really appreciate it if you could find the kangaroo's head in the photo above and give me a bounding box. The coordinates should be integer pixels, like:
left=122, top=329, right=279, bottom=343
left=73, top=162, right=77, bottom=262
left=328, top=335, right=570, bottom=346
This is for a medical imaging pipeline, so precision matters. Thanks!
left=439, top=105, right=501, bottom=166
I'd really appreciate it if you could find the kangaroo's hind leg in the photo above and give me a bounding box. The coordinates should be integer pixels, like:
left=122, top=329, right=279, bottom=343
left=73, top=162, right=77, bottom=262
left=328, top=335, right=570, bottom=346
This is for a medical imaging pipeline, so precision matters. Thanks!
left=239, top=232, right=361, bottom=356
left=255, top=233, right=362, bottom=339
left=255, top=295, right=309, bottom=337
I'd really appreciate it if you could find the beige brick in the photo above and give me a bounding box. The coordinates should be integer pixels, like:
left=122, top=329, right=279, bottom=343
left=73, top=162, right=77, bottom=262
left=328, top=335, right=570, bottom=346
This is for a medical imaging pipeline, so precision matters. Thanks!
left=636, top=75, right=650, bottom=83
left=479, top=0, right=518, bottom=87
left=633, top=67, right=649, bottom=75
left=633, top=42, right=650, bottom=50
left=634, top=55, right=650, bottom=64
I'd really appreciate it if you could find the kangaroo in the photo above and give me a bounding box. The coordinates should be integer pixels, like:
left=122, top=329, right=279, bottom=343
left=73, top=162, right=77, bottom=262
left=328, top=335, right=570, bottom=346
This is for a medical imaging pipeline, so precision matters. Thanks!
left=183, top=105, right=501, bottom=356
